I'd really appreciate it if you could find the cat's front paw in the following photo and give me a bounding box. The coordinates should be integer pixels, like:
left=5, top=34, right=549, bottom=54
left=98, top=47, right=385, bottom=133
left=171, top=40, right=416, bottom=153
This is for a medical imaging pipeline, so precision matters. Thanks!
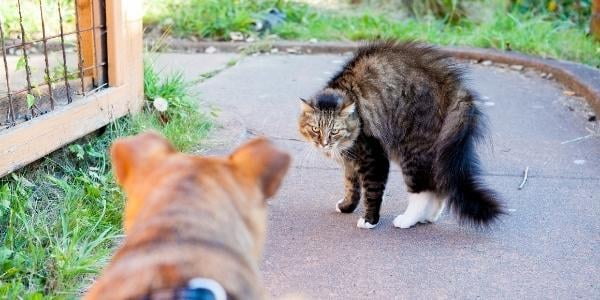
left=357, top=217, right=378, bottom=229
left=393, top=214, right=419, bottom=229
left=336, top=198, right=358, bottom=213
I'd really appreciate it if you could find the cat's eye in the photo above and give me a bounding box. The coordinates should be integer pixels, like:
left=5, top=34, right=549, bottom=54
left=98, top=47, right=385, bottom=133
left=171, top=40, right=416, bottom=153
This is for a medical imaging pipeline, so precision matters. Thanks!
left=311, top=126, right=319, bottom=133
left=331, top=129, right=340, bottom=135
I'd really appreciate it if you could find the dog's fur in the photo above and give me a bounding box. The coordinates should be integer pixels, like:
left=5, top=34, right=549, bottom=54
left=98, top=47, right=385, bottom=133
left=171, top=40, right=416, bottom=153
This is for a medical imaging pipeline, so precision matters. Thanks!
left=84, top=132, right=290, bottom=300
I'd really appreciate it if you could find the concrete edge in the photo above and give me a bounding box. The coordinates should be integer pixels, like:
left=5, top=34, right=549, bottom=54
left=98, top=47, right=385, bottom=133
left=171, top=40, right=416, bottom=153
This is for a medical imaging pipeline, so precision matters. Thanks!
left=147, top=39, right=600, bottom=116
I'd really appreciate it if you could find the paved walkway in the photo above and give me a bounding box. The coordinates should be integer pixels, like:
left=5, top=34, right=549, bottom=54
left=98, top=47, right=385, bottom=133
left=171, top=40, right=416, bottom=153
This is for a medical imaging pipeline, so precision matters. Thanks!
left=157, top=53, right=599, bottom=299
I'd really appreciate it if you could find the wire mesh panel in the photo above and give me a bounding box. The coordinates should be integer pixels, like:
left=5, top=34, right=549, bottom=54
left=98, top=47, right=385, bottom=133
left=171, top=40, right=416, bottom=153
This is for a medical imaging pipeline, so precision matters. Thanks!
left=0, top=0, right=143, bottom=178
left=0, top=0, right=108, bottom=130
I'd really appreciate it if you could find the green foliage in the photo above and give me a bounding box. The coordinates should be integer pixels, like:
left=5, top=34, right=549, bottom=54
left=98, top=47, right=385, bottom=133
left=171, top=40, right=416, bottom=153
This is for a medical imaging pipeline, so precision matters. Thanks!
left=0, top=0, right=76, bottom=41
left=142, top=56, right=213, bottom=150
left=145, top=0, right=599, bottom=67
left=145, top=0, right=295, bottom=40
left=0, top=59, right=211, bottom=298
left=510, top=0, right=592, bottom=27
left=25, top=94, right=36, bottom=109
left=403, top=0, right=468, bottom=23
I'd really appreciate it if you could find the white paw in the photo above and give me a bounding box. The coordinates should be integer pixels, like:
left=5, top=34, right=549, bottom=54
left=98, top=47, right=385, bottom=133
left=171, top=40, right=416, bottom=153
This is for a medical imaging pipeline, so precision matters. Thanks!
left=393, top=214, right=419, bottom=229
left=335, top=198, right=344, bottom=213
left=357, top=217, right=377, bottom=229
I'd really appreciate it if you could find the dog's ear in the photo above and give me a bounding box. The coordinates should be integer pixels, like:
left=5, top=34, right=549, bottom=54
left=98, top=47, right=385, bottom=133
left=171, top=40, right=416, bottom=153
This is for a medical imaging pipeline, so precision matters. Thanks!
left=110, top=131, right=175, bottom=186
left=230, top=138, right=291, bottom=199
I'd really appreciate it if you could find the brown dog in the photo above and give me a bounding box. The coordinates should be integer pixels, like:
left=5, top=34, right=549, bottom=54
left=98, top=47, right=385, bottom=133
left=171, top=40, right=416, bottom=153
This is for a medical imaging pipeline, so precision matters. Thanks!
left=84, top=132, right=290, bottom=300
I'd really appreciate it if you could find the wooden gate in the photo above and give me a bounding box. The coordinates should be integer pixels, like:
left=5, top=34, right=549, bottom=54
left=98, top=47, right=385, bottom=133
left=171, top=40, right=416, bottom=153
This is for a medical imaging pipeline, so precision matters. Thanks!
left=0, top=0, right=143, bottom=177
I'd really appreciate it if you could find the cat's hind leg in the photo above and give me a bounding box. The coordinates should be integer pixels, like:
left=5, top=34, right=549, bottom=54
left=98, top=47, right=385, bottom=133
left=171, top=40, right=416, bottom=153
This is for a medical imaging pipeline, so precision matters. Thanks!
left=427, top=195, right=446, bottom=223
left=393, top=191, right=440, bottom=228
left=393, top=156, right=440, bottom=228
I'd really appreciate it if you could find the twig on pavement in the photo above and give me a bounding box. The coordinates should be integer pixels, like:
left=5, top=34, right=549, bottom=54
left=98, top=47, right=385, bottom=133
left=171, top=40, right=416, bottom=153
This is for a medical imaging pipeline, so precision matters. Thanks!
left=518, top=166, right=529, bottom=190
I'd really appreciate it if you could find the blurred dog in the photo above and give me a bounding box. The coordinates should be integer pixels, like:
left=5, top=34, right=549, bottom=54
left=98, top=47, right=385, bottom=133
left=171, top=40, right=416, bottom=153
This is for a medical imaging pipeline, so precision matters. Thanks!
left=84, top=132, right=290, bottom=300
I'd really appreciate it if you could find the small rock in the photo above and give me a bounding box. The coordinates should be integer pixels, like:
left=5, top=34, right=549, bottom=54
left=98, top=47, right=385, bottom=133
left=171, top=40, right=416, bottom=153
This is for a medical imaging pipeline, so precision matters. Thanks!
left=309, top=38, right=318, bottom=43
left=270, top=48, right=279, bottom=53
left=481, top=60, right=492, bottom=66
left=496, top=63, right=509, bottom=69
left=573, top=159, right=586, bottom=165
left=540, top=72, right=547, bottom=78
left=567, top=106, right=574, bottom=111
left=589, top=115, right=597, bottom=122
left=547, top=73, right=554, bottom=79
left=229, top=31, right=244, bottom=41
left=205, top=46, right=217, bottom=54
left=246, top=37, right=255, bottom=43
left=510, top=64, right=524, bottom=71
left=563, top=90, right=576, bottom=96
left=286, top=47, right=300, bottom=54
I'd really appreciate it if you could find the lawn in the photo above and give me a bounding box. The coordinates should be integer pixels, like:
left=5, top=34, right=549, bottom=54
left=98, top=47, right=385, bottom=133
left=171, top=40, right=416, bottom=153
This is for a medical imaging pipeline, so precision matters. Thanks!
left=143, top=0, right=600, bottom=67
left=0, top=56, right=212, bottom=298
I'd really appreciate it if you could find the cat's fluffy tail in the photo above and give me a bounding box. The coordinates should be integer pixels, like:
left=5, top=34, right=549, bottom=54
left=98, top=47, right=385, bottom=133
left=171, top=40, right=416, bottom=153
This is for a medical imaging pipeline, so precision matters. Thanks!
left=434, top=90, right=504, bottom=226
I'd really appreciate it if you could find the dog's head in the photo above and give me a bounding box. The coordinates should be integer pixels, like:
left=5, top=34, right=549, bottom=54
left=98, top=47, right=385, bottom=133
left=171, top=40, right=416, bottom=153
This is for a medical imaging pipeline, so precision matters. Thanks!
left=110, top=132, right=290, bottom=259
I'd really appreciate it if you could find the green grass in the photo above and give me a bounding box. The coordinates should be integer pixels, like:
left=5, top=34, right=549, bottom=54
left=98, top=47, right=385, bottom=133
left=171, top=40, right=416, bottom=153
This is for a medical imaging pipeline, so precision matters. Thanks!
left=0, top=58, right=211, bottom=299
left=143, top=0, right=600, bottom=67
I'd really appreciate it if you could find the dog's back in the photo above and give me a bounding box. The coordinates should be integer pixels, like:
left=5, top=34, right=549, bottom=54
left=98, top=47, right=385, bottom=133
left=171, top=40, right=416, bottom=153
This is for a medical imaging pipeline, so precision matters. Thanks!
left=84, top=133, right=290, bottom=300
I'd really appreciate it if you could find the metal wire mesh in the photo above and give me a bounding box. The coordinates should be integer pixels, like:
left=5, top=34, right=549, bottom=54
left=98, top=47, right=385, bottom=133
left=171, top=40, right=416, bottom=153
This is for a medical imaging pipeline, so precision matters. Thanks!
left=0, top=0, right=108, bottom=130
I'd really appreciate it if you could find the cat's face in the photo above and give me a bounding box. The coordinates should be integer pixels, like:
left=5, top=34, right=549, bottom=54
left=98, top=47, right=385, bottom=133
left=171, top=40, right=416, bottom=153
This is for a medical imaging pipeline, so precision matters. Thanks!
left=298, top=91, right=360, bottom=159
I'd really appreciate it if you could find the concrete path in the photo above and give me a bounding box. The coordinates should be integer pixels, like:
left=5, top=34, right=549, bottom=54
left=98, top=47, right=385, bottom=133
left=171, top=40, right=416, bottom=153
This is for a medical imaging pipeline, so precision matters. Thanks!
left=158, top=53, right=600, bottom=299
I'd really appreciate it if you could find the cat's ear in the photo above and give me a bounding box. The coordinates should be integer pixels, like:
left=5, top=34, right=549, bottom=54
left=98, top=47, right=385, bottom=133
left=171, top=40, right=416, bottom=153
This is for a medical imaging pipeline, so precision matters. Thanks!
left=300, top=98, right=314, bottom=113
left=340, top=102, right=356, bottom=117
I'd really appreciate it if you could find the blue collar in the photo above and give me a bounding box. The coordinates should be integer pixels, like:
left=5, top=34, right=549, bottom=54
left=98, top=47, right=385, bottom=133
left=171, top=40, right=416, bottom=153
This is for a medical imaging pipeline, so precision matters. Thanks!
left=142, top=278, right=228, bottom=300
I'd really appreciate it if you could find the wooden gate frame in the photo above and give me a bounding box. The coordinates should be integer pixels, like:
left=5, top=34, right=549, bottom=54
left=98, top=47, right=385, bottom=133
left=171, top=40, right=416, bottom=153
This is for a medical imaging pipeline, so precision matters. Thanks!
left=0, top=0, right=143, bottom=178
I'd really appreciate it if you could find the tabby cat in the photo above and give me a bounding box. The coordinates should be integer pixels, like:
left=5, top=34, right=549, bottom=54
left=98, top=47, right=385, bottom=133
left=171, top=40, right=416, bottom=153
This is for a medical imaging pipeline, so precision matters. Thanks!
left=298, top=40, right=503, bottom=229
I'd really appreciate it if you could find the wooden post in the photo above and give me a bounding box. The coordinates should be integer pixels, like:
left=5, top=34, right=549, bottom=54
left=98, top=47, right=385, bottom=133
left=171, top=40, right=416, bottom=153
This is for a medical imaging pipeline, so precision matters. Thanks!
left=106, top=0, right=144, bottom=112
left=76, top=0, right=95, bottom=88
left=592, top=0, right=600, bottom=41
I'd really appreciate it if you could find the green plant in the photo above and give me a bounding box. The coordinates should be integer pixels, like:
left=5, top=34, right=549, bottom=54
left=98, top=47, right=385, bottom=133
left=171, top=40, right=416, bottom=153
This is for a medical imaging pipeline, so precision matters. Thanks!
left=403, top=0, right=469, bottom=23
left=144, top=0, right=301, bottom=40
left=510, top=0, right=592, bottom=27
left=0, top=0, right=76, bottom=41
left=144, top=0, right=599, bottom=67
